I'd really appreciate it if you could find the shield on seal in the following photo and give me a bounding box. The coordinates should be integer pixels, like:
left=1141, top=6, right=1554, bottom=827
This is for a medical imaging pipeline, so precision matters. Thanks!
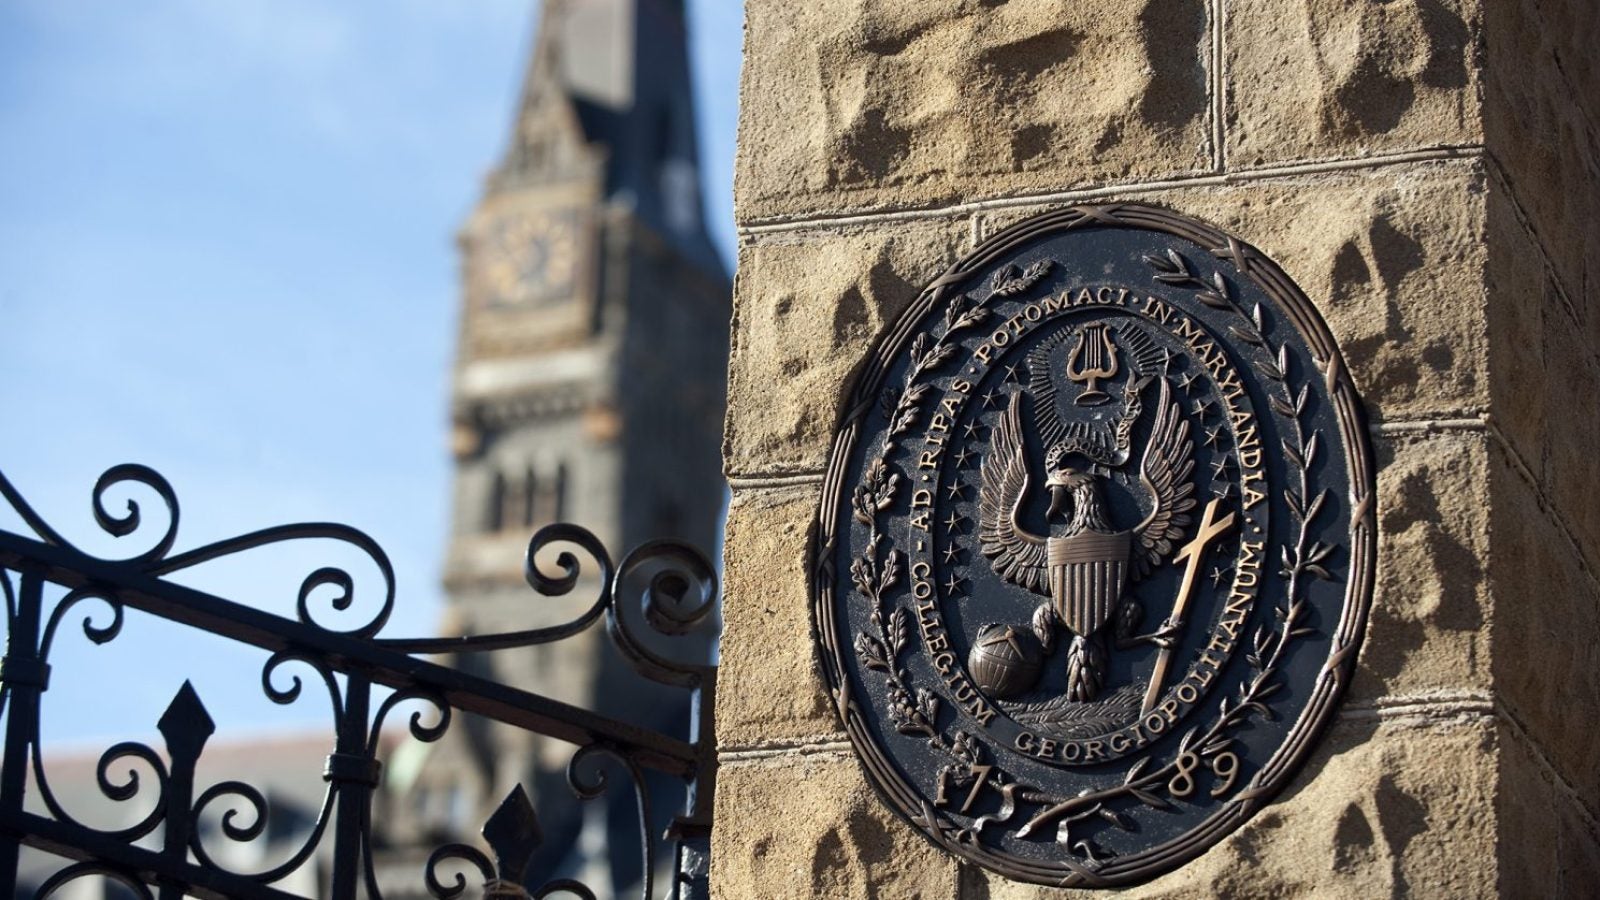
left=1046, top=529, right=1132, bottom=638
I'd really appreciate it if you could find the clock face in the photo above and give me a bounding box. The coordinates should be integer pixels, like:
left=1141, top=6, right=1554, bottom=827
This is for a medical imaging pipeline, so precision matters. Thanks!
left=477, top=208, right=579, bottom=309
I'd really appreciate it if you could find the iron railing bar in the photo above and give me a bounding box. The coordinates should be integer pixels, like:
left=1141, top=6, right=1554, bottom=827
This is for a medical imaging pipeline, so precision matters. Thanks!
left=0, top=573, right=43, bottom=895
left=0, top=532, right=700, bottom=777
left=0, top=809, right=305, bottom=900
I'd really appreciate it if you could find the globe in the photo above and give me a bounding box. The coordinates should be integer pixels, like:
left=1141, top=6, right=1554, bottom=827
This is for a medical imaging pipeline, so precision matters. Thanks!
left=968, top=623, right=1043, bottom=699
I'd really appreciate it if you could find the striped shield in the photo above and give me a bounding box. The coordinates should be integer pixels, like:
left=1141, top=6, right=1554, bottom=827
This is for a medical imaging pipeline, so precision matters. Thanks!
left=1046, top=530, right=1133, bottom=638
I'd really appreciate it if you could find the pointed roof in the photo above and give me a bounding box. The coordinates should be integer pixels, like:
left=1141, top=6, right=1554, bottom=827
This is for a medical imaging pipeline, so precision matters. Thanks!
left=491, top=0, right=722, bottom=273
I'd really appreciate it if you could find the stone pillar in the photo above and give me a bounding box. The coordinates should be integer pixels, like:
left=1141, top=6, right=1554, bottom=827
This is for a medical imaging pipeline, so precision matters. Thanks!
left=717, top=2, right=1597, bottom=896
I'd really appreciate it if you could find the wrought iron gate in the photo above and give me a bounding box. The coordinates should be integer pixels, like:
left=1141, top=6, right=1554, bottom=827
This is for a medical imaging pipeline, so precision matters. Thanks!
left=0, top=464, right=717, bottom=899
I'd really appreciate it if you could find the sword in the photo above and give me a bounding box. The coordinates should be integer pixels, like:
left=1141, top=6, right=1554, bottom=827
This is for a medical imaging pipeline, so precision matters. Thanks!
left=1140, top=498, right=1236, bottom=717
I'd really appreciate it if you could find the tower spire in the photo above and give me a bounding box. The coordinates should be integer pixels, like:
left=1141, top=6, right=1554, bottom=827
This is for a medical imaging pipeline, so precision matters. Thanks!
left=420, top=1, right=730, bottom=890
left=492, top=0, right=721, bottom=270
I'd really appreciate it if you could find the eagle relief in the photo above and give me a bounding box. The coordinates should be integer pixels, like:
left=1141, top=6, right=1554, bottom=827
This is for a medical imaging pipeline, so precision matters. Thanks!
left=813, top=204, right=1376, bottom=887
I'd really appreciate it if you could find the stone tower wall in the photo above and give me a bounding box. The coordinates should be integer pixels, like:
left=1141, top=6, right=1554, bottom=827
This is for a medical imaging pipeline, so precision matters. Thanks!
left=717, top=2, right=1598, bottom=896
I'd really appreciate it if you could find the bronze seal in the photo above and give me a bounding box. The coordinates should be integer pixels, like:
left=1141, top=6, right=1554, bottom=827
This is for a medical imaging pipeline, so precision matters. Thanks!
left=812, top=203, right=1376, bottom=887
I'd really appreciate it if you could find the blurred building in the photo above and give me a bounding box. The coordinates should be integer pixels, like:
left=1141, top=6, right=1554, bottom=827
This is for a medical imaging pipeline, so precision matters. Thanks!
left=373, top=0, right=728, bottom=895
left=8, top=2, right=726, bottom=898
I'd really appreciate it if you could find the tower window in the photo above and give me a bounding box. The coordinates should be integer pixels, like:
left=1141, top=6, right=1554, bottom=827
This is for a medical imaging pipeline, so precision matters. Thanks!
left=531, top=461, right=567, bottom=526
left=554, top=462, right=568, bottom=522
left=486, top=461, right=569, bottom=533
left=486, top=471, right=507, bottom=532
left=521, top=465, right=538, bottom=528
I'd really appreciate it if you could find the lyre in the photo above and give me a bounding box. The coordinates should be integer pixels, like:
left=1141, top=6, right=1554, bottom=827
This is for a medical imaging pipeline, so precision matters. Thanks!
left=1065, top=323, right=1119, bottom=406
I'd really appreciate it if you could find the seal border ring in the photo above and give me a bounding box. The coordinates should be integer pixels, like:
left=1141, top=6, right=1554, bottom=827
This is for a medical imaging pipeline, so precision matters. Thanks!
left=809, top=201, right=1377, bottom=888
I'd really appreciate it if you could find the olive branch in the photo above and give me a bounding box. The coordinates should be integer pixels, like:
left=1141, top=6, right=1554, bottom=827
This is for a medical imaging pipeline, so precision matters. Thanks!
left=1144, top=248, right=1290, bottom=381
left=879, top=260, right=1054, bottom=451
left=850, top=459, right=940, bottom=743
left=849, top=456, right=1038, bottom=839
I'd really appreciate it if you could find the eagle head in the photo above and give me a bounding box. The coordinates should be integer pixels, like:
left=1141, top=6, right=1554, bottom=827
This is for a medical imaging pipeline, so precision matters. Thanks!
left=1044, top=448, right=1112, bottom=533
left=1045, top=441, right=1093, bottom=494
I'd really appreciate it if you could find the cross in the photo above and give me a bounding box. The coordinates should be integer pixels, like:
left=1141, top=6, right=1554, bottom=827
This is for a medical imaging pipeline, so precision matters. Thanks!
left=1142, top=498, right=1237, bottom=716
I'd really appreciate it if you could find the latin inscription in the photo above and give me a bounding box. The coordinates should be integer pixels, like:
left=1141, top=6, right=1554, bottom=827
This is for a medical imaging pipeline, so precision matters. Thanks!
left=815, top=204, right=1374, bottom=888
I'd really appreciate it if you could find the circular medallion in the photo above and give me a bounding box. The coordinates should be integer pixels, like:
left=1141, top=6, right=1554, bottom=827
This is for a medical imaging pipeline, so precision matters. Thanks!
left=811, top=203, right=1376, bottom=887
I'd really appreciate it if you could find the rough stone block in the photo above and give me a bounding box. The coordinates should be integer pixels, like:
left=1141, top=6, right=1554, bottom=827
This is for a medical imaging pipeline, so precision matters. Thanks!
left=733, top=165, right=1487, bottom=479
left=1489, top=450, right=1600, bottom=812
left=1497, top=723, right=1559, bottom=898
left=724, top=219, right=969, bottom=478
left=1485, top=189, right=1551, bottom=471
left=1497, top=721, right=1600, bottom=895
left=960, top=716, right=1498, bottom=898
left=1226, top=0, right=1483, bottom=167
left=710, top=752, right=960, bottom=899
left=1500, top=0, right=1599, bottom=117
left=1555, top=782, right=1600, bottom=891
left=1484, top=0, right=1599, bottom=313
left=716, top=485, right=839, bottom=748
left=1535, top=303, right=1600, bottom=562
left=1358, top=431, right=1492, bottom=703
left=735, top=0, right=1212, bottom=223
left=978, top=161, right=1490, bottom=425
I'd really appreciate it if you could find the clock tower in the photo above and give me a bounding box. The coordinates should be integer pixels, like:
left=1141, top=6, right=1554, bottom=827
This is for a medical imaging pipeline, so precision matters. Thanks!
left=383, top=0, right=729, bottom=892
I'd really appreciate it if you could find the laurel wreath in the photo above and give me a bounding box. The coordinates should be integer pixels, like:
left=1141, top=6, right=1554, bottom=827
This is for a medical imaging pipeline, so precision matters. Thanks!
left=878, top=260, right=1053, bottom=452
left=850, top=459, right=937, bottom=741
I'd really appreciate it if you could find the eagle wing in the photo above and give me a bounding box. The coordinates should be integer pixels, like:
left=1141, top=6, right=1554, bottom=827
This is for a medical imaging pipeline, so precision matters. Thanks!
left=979, top=394, right=1049, bottom=594
left=1132, top=377, right=1198, bottom=579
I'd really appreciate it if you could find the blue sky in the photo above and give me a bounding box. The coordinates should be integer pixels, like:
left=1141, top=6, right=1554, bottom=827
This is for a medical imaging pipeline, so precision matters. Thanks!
left=0, top=0, right=743, bottom=745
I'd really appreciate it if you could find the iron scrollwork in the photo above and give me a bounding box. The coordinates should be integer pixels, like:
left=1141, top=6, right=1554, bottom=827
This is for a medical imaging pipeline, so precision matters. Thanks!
left=0, top=464, right=717, bottom=900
